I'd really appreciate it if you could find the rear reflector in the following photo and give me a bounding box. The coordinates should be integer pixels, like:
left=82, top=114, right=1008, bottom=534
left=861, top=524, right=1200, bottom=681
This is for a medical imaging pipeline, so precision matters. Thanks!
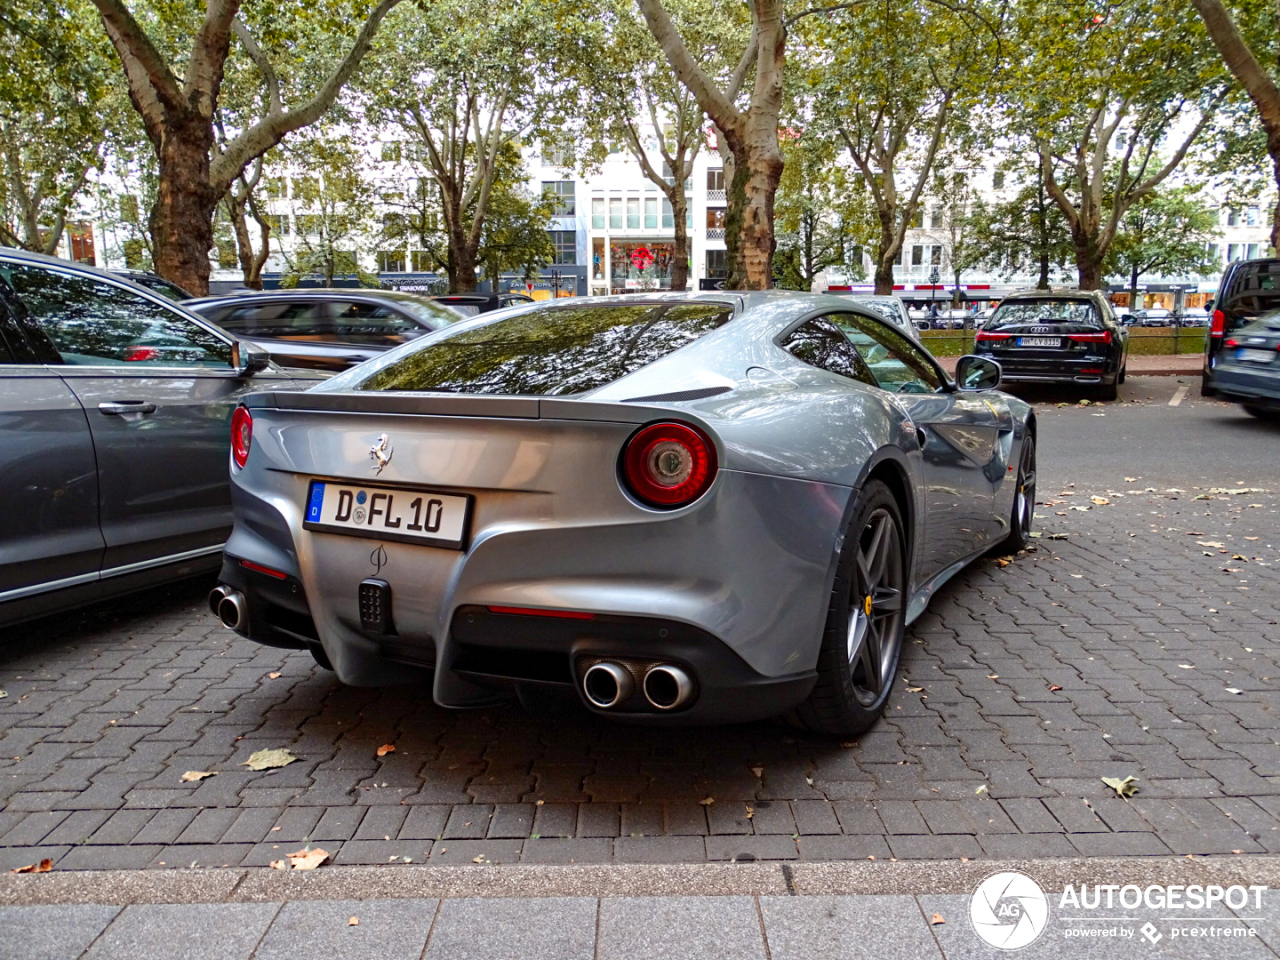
left=239, top=559, right=287, bottom=580
left=487, top=606, right=596, bottom=620
left=1211, top=309, right=1226, bottom=337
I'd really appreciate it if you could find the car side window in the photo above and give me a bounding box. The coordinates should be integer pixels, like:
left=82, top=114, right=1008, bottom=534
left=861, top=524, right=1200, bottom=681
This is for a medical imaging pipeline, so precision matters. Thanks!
left=829, top=312, right=944, bottom=394
left=219, top=301, right=330, bottom=339
left=4, top=264, right=232, bottom=367
left=779, top=317, right=874, bottom=385
left=329, top=301, right=420, bottom=344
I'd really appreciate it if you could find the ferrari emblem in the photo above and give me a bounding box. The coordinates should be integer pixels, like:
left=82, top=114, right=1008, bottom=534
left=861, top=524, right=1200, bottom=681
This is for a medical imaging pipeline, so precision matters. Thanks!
left=864, top=595, right=873, bottom=616
left=369, top=434, right=393, bottom=475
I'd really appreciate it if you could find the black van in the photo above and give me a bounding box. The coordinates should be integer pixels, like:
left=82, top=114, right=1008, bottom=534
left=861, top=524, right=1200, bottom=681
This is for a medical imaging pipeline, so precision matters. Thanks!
left=1202, top=258, right=1280, bottom=395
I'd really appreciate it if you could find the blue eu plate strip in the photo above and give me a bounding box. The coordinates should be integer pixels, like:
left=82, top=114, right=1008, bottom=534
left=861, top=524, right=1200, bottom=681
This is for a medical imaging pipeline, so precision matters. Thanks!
left=306, top=481, right=325, bottom=523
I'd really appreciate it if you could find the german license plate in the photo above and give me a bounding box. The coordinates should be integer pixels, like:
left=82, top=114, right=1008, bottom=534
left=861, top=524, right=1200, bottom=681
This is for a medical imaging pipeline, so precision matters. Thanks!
left=1017, top=336, right=1060, bottom=348
left=303, top=480, right=471, bottom=549
left=1237, top=348, right=1275, bottom=363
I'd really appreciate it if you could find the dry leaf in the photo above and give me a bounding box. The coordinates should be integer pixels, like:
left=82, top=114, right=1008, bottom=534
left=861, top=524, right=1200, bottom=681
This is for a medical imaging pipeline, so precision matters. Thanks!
left=9, top=858, right=52, bottom=874
left=1225, top=688, right=1243, bottom=695
left=1197, top=541, right=1226, bottom=548
left=286, top=848, right=329, bottom=870
left=745, top=805, right=755, bottom=819
left=181, top=770, right=217, bottom=782
left=242, top=748, right=298, bottom=771
left=1177, top=664, right=1194, bottom=670
left=1090, top=496, right=1110, bottom=505
left=1101, top=775, right=1139, bottom=798
left=268, top=672, right=281, bottom=679
left=931, top=913, right=946, bottom=925
left=995, top=558, right=1011, bottom=567
left=839, top=741, right=858, bottom=749
left=376, top=743, right=396, bottom=757
left=986, top=674, right=999, bottom=680
left=0, top=690, right=8, bottom=699
left=975, top=785, right=988, bottom=795
left=472, top=854, right=487, bottom=863
left=269, top=859, right=288, bottom=870
left=750, top=765, right=764, bottom=778
left=347, top=917, right=359, bottom=926
left=699, top=796, right=715, bottom=806
left=905, top=686, right=923, bottom=693
left=1049, top=684, right=1063, bottom=692
left=1124, top=477, right=1137, bottom=482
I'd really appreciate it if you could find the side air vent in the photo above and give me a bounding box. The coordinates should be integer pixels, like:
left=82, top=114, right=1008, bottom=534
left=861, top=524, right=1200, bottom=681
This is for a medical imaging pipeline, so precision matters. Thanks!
left=622, top=386, right=732, bottom=403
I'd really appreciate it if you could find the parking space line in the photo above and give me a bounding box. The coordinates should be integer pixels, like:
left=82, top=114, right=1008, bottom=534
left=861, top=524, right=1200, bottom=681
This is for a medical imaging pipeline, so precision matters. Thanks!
left=1169, top=385, right=1188, bottom=406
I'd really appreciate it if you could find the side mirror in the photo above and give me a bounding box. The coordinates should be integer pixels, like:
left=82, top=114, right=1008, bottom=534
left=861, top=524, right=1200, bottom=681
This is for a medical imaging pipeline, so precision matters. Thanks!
left=231, top=340, right=271, bottom=377
left=955, top=354, right=1002, bottom=392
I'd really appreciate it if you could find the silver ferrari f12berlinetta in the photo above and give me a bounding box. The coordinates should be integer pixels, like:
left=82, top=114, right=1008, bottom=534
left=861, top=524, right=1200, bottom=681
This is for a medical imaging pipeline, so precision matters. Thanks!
left=213, top=292, right=1035, bottom=736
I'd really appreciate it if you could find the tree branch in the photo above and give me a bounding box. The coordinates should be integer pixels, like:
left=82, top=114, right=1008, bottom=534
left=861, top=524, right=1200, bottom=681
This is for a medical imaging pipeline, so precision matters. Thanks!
left=231, top=17, right=281, bottom=116
left=635, top=0, right=741, bottom=129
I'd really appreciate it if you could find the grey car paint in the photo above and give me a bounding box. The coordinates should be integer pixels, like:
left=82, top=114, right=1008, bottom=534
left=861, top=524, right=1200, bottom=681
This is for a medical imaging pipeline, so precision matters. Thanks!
left=220, top=291, right=1033, bottom=721
left=0, top=249, right=322, bottom=627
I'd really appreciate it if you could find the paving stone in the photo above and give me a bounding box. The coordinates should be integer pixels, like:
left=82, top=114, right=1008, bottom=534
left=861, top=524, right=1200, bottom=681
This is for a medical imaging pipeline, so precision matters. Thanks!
left=796, top=835, right=893, bottom=860
left=612, top=836, right=706, bottom=862
left=886, top=834, right=983, bottom=859
left=0, top=905, right=122, bottom=960
left=131, top=808, right=199, bottom=845
left=520, top=837, right=612, bottom=863
left=332, top=840, right=429, bottom=865
left=599, top=897, right=765, bottom=960
left=443, top=805, right=493, bottom=839
left=0, top=811, right=71, bottom=847
left=399, top=805, right=449, bottom=841
left=352, top=806, right=407, bottom=841
left=255, top=899, right=437, bottom=960
left=1069, top=832, right=1171, bottom=857
left=426, top=897, right=594, bottom=960
left=705, top=835, right=797, bottom=861
left=220, top=808, right=282, bottom=844
left=427, top=839, right=523, bottom=864
left=83, top=903, right=278, bottom=960
left=760, top=894, right=942, bottom=960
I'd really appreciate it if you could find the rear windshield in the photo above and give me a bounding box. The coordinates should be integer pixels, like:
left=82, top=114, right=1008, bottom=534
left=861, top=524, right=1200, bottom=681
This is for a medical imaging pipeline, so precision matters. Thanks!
left=353, top=301, right=733, bottom=395
left=988, top=299, right=1099, bottom=329
left=1221, top=261, right=1280, bottom=317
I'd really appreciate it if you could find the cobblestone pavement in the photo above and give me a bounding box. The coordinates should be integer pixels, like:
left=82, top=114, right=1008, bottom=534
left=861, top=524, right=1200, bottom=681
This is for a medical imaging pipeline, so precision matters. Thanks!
left=0, top=381, right=1277, bottom=870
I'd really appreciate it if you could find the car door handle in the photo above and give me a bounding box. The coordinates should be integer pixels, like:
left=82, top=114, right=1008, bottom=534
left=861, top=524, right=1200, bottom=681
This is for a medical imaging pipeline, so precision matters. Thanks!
left=98, top=401, right=157, bottom=416
left=915, top=424, right=928, bottom=447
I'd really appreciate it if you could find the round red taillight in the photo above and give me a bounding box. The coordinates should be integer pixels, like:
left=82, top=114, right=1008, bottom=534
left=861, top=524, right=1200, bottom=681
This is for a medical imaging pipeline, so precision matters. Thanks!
left=231, top=406, right=253, bottom=469
left=621, top=421, right=717, bottom=508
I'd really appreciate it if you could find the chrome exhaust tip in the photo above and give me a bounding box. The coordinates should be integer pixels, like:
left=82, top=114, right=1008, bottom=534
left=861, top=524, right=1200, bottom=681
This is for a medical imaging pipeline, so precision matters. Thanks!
left=208, top=585, right=230, bottom=618
left=643, top=664, right=694, bottom=710
left=582, top=662, right=633, bottom=709
left=216, top=591, right=247, bottom=632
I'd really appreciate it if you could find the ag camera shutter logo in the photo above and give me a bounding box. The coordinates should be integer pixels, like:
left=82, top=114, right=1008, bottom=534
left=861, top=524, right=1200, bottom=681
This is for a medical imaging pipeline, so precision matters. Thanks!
left=970, top=871, right=1050, bottom=950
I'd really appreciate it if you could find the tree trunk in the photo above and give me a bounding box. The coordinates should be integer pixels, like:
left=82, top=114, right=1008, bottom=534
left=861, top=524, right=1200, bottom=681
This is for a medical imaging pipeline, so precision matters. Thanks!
left=723, top=132, right=782, bottom=290
left=1073, top=224, right=1104, bottom=290
left=150, top=116, right=219, bottom=296
left=671, top=192, right=689, bottom=291
left=1037, top=251, right=1050, bottom=290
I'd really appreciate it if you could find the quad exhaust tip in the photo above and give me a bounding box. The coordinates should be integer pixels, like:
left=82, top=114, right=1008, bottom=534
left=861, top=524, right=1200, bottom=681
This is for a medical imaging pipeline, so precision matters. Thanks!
left=209, top=587, right=247, bottom=632
left=582, top=662, right=633, bottom=709
left=643, top=664, right=694, bottom=710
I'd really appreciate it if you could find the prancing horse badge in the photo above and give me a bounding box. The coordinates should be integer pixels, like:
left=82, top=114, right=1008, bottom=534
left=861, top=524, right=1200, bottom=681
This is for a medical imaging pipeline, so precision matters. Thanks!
left=369, top=434, right=393, bottom=475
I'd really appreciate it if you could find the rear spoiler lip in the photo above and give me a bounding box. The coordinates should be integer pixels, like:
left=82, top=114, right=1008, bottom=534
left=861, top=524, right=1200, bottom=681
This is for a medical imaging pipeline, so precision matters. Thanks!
left=240, top=390, right=705, bottom=426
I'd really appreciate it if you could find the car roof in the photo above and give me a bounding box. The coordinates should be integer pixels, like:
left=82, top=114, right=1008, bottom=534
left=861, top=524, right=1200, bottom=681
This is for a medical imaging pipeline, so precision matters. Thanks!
left=1001, top=288, right=1101, bottom=301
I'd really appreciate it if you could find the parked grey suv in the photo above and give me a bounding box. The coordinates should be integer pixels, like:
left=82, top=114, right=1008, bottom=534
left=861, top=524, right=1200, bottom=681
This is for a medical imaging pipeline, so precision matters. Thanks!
left=0, top=250, right=321, bottom=628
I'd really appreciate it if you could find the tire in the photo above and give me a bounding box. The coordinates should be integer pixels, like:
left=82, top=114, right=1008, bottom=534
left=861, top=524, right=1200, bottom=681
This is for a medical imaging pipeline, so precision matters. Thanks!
left=1243, top=405, right=1280, bottom=421
left=1096, top=379, right=1118, bottom=401
left=793, top=479, right=907, bottom=737
left=997, top=433, right=1036, bottom=553
left=309, top=644, right=334, bottom=671
left=1118, top=364, right=1126, bottom=384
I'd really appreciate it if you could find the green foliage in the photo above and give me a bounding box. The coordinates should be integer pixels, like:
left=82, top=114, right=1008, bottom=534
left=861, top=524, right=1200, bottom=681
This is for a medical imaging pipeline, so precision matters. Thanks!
left=968, top=166, right=1075, bottom=288
left=1106, top=185, right=1221, bottom=292
left=773, top=135, right=868, bottom=290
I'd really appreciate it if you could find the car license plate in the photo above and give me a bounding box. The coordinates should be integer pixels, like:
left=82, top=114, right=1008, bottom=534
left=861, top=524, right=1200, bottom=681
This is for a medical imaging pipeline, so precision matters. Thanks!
left=1017, top=336, right=1060, bottom=348
left=1237, top=348, right=1275, bottom=363
left=303, top=480, right=471, bottom=549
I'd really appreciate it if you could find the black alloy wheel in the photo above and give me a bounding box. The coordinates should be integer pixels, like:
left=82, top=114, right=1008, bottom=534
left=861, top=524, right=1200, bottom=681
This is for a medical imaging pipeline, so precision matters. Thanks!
left=794, top=479, right=907, bottom=736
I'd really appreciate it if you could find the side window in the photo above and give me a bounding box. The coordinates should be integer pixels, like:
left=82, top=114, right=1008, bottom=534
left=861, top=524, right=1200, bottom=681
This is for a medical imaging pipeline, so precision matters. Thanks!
left=0, top=325, right=16, bottom=363
left=831, top=312, right=944, bottom=394
left=329, top=301, right=420, bottom=344
left=220, top=301, right=331, bottom=339
left=5, top=264, right=232, bottom=367
left=779, top=318, right=874, bottom=385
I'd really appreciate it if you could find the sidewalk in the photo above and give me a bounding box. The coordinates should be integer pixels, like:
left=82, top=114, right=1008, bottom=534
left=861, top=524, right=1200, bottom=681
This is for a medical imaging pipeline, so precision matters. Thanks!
left=936, top=353, right=1202, bottom=377
left=3, top=859, right=1277, bottom=959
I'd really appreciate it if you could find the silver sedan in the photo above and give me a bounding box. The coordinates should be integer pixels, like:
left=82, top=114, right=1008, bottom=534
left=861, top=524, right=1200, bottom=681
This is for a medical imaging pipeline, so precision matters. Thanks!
left=212, top=292, right=1035, bottom=736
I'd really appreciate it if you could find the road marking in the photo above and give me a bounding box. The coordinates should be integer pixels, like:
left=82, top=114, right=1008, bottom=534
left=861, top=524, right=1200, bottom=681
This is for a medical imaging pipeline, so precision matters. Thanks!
left=1169, top=385, right=1188, bottom=406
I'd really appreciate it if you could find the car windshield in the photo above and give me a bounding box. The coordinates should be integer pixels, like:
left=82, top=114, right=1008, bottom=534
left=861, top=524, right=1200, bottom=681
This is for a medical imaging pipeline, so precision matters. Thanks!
left=352, top=301, right=733, bottom=395
left=988, top=299, right=1099, bottom=328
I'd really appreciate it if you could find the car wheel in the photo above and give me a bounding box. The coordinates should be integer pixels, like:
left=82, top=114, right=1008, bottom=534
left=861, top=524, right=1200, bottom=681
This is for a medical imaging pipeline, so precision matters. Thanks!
left=1096, top=379, right=1118, bottom=401
left=1243, top=405, right=1280, bottom=421
left=1118, top=364, right=1126, bottom=384
left=997, top=433, right=1036, bottom=553
left=793, top=479, right=907, bottom=737
left=309, top=644, right=334, bottom=671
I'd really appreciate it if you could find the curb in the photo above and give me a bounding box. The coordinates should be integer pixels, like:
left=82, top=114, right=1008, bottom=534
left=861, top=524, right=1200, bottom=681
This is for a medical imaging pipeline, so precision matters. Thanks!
left=3, top=857, right=1277, bottom=906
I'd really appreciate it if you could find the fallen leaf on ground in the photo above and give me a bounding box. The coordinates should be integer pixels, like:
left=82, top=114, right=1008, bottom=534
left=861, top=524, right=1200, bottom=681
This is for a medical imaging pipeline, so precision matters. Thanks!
left=745, top=805, right=754, bottom=819
left=181, top=770, right=217, bottom=782
left=376, top=743, right=396, bottom=757
left=1047, top=533, right=1068, bottom=540
left=0, top=691, right=7, bottom=699
left=839, top=741, right=858, bottom=749
left=931, top=913, right=946, bottom=925
left=1177, top=664, right=1194, bottom=670
left=267, top=672, right=281, bottom=679
left=286, top=848, right=328, bottom=870
left=1049, top=684, right=1063, bottom=691
left=975, top=785, right=988, bottom=795
left=906, top=686, right=924, bottom=693
left=699, top=796, right=715, bottom=806
left=1245, top=536, right=1259, bottom=541
left=986, top=675, right=999, bottom=680
left=269, top=860, right=287, bottom=870
left=1090, top=497, right=1110, bottom=505
left=996, top=558, right=1011, bottom=567
left=1208, top=487, right=1267, bottom=495
left=750, top=765, right=764, bottom=778
left=9, top=859, right=52, bottom=874
left=472, top=854, right=487, bottom=863
left=1124, top=477, right=1137, bottom=482
left=347, top=916, right=359, bottom=926
left=242, top=748, right=298, bottom=771
left=1197, top=541, right=1225, bottom=548
left=1101, top=775, right=1139, bottom=798
left=1225, top=688, right=1243, bottom=695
